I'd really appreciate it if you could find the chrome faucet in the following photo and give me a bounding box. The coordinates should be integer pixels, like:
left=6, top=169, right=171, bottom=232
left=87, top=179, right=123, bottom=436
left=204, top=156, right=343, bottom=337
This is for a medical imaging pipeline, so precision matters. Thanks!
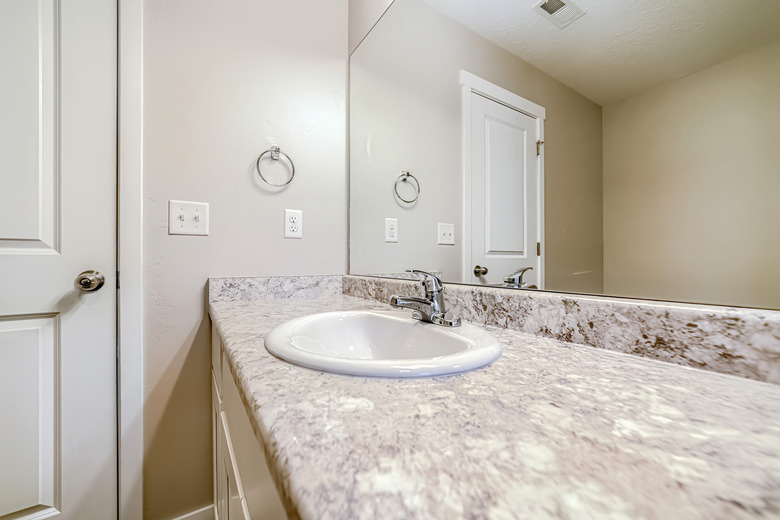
left=389, top=270, right=461, bottom=327
left=503, top=267, right=536, bottom=289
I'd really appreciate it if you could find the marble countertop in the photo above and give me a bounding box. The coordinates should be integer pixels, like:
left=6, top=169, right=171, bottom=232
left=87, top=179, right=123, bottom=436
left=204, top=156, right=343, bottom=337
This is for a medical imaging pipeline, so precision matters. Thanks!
left=210, top=294, right=780, bottom=520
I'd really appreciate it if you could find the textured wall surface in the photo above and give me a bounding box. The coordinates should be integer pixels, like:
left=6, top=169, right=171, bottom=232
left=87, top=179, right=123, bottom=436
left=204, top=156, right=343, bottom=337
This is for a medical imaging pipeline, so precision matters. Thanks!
left=142, top=0, right=347, bottom=517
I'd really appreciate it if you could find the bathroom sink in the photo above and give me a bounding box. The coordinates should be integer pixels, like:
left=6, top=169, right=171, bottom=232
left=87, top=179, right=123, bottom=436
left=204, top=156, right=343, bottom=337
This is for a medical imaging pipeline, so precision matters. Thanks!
left=264, top=310, right=502, bottom=377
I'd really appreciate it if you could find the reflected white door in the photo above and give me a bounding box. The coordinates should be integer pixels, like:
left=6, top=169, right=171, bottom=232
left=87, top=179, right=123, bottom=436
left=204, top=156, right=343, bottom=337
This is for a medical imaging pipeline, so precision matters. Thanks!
left=0, top=0, right=117, bottom=518
left=469, top=92, right=542, bottom=287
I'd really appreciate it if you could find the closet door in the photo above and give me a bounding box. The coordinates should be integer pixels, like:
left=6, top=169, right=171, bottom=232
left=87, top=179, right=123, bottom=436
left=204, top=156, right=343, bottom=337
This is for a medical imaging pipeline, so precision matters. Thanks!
left=0, top=0, right=117, bottom=518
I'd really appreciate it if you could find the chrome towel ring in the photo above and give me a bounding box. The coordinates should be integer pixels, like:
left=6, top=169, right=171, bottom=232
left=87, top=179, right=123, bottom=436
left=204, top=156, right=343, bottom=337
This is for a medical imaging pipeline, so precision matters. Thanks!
left=394, top=170, right=420, bottom=203
left=256, top=145, right=295, bottom=187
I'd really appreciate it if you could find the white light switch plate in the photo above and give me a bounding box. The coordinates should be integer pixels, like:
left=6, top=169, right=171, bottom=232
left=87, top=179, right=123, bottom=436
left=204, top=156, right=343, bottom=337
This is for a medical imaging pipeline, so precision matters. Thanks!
left=438, top=223, right=455, bottom=245
left=385, top=218, right=398, bottom=243
left=168, top=200, right=209, bottom=235
left=284, top=209, right=303, bottom=239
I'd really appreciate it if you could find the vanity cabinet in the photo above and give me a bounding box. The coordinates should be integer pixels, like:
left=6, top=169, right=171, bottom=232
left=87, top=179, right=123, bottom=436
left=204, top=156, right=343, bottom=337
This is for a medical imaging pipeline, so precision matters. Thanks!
left=212, top=326, right=286, bottom=520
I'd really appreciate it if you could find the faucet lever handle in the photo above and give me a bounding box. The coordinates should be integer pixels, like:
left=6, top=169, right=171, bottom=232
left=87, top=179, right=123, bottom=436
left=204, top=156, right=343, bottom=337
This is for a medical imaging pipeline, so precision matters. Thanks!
left=406, top=269, right=443, bottom=294
left=503, top=267, right=533, bottom=285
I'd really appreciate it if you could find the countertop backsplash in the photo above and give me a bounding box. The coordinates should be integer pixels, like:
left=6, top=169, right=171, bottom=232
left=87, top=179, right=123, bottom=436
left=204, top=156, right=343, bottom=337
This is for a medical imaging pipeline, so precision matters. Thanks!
left=343, top=275, right=780, bottom=384
left=209, top=275, right=343, bottom=302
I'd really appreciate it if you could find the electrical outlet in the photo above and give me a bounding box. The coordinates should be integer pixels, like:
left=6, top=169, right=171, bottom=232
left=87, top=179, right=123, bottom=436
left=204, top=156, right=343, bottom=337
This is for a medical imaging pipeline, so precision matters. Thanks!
left=168, top=200, right=209, bottom=236
left=385, top=218, right=398, bottom=243
left=284, top=209, right=303, bottom=239
left=438, top=223, right=455, bottom=245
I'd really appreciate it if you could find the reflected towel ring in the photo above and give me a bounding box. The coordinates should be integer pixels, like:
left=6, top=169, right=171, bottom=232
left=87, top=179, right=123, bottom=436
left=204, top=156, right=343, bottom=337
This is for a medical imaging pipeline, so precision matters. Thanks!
left=256, top=146, right=295, bottom=187
left=394, top=170, right=420, bottom=203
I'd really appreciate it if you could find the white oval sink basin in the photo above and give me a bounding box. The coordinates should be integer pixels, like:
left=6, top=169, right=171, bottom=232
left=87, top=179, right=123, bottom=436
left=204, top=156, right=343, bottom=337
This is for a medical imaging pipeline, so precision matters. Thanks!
left=265, top=310, right=502, bottom=377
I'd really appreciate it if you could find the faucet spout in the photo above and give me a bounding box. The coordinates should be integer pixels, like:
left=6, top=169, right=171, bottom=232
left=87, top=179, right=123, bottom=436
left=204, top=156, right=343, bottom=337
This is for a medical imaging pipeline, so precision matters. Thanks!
left=389, top=271, right=461, bottom=327
left=389, top=295, right=435, bottom=321
left=503, top=267, right=533, bottom=288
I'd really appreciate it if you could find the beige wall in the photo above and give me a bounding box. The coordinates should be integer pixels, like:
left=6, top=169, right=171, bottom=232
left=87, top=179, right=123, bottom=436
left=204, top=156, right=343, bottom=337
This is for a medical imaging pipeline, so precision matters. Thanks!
left=603, top=42, right=780, bottom=309
left=143, top=0, right=347, bottom=517
left=348, top=0, right=394, bottom=55
left=350, top=0, right=603, bottom=291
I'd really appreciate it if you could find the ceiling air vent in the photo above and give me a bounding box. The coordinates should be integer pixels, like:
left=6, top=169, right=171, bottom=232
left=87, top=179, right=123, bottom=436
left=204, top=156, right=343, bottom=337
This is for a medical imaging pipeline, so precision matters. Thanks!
left=533, top=0, right=585, bottom=29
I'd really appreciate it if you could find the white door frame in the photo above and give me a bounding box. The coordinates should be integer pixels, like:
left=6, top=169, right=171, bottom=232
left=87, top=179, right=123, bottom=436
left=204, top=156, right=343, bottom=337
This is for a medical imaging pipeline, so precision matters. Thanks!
left=460, top=70, right=546, bottom=286
left=118, top=0, right=144, bottom=518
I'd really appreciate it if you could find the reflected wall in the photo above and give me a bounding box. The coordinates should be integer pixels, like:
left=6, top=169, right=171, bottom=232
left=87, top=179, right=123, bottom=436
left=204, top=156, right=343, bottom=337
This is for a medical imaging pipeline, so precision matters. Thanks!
left=348, top=0, right=780, bottom=309
left=603, top=42, right=780, bottom=308
left=349, top=0, right=604, bottom=292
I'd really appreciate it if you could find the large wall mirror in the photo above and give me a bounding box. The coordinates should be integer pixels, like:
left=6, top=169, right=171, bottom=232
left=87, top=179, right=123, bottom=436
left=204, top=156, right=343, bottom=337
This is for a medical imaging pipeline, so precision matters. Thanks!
left=349, top=0, right=780, bottom=310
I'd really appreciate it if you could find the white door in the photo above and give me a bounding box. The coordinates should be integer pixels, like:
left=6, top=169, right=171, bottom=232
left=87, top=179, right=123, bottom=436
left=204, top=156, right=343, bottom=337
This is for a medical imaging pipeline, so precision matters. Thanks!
left=0, top=0, right=117, bottom=518
left=468, top=91, right=542, bottom=287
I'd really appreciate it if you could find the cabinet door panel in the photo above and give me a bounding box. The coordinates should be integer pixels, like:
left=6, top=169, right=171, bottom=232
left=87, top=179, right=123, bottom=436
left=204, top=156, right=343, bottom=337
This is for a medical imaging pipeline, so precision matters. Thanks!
left=212, top=325, right=222, bottom=391
left=222, top=353, right=287, bottom=519
left=220, top=411, right=246, bottom=520
left=212, top=372, right=223, bottom=520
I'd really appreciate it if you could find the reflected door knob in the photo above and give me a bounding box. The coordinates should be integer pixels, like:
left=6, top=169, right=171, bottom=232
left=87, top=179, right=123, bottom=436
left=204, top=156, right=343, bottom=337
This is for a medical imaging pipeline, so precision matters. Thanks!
left=76, top=270, right=105, bottom=292
left=473, top=265, right=488, bottom=276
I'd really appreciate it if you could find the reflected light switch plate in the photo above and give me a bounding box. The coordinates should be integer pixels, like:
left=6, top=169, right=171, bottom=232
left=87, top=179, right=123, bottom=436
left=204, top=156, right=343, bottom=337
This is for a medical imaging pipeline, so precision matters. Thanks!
left=438, top=223, right=455, bottom=245
left=169, top=200, right=209, bottom=236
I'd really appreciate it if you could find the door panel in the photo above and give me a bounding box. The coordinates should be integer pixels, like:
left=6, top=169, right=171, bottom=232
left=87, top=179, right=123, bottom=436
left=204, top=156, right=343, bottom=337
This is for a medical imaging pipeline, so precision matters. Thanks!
left=0, top=0, right=58, bottom=251
left=485, top=116, right=527, bottom=255
left=0, top=0, right=117, bottom=518
left=470, top=92, right=541, bottom=287
left=0, top=316, right=57, bottom=517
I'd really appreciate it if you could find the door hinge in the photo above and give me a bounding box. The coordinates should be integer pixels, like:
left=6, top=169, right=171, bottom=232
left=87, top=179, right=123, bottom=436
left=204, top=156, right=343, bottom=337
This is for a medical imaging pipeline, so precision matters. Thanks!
left=536, top=140, right=544, bottom=156
left=537, top=242, right=541, bottom=256
left=116, top=270, right=120, bottom=290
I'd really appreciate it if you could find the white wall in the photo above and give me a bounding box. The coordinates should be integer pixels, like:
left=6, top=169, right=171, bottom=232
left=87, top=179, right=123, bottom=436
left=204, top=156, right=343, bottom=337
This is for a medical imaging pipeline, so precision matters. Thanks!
left=603, top=42, right=780, bottom=309
left=348, top=0, right=394, bottom=54
left=142, top=0, right=347, bottom=518
left=349, top=0, right=603, bottom=290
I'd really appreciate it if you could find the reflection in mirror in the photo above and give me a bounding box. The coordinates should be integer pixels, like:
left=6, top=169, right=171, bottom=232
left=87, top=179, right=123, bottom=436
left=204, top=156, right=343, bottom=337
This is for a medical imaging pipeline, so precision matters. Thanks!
left=349, top=0, right=780, bottom=309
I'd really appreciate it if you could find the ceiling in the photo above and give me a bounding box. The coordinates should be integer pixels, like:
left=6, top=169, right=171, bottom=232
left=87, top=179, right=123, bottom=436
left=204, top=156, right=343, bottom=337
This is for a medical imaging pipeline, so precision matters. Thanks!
left=422, top=0, right=780, bottom=105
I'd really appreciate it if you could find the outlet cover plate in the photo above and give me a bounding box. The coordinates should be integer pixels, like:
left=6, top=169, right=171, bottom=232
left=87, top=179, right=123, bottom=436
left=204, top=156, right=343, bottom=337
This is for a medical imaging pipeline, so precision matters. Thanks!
left=385, top=218, right=398, bottom=243
left=284, top=209, right=303, bottom=239
left=169, top=200, right=209, bottom=236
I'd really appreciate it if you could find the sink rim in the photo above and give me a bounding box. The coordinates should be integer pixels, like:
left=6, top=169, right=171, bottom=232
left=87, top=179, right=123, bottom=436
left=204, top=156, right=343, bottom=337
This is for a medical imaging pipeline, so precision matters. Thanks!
left=264, top=310, right=502, bottom=378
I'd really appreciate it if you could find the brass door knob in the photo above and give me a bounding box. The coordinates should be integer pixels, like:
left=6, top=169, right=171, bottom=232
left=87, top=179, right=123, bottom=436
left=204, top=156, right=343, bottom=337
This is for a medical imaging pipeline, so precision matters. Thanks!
left=473, top=265, right=488, bottom=276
